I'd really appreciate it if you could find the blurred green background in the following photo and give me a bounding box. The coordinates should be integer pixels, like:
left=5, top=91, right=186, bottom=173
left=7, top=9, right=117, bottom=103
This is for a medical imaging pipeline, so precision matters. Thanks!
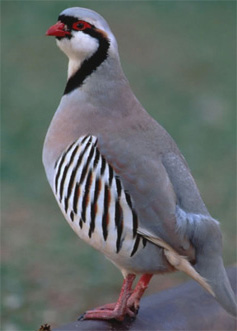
left=1, top=1, right=236, bottom=330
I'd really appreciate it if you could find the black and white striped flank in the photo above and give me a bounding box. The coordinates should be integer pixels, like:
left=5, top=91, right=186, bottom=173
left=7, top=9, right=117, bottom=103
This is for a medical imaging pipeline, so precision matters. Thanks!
left=53, top=135, right=147, bottom=257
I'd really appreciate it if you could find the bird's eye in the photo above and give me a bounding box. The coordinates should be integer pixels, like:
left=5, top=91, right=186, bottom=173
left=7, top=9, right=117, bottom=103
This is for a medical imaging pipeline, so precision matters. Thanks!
left=77, top=23, right=84, bottom=29
left=72, top=21, right=91, bottom=31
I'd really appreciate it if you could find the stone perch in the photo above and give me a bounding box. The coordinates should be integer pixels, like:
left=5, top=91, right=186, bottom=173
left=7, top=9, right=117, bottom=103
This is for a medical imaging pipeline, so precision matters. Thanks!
left=52, top=266, right=237, bottom=331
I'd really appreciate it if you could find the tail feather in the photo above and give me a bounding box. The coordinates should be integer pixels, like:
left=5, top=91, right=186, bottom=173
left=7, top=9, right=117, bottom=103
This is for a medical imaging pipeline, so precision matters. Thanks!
left=194, top=253, right=237, bottom=317
left=141, top=233, right=214, bottom=296
left=163, top=249, right=215, bottom=297
left=139, top=228, right=237, bottom=317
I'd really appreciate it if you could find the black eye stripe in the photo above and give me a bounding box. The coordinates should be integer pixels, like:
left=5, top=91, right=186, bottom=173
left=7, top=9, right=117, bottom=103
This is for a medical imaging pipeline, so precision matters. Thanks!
left=58, top=15, right=78, bottom=28
left=58, top=15, right=95, bottom=30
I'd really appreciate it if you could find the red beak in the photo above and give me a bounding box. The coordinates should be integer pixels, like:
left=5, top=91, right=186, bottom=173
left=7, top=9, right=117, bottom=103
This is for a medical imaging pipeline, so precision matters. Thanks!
left=46, top=21, right=71, bottom=37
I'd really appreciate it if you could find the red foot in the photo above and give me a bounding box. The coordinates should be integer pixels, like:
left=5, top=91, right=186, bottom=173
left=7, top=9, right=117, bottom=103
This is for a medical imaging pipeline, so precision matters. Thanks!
left=94, top=302, right=117, bottom=311
left=127, top=274, right=153, bottom=312
left=83, top=305, right=135, bottom=321
left=82, top=274, right=136, bottom=321
left=81, top=273, right=153, bottom=322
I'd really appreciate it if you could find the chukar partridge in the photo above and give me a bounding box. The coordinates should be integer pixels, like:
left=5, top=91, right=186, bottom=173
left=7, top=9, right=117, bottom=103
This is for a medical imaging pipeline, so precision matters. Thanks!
left=43, top=7, right=237, bottom=321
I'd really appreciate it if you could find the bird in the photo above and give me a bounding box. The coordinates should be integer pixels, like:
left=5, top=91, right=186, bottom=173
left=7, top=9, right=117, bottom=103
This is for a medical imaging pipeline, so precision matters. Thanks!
left=43, top=7, right=237, bottom=321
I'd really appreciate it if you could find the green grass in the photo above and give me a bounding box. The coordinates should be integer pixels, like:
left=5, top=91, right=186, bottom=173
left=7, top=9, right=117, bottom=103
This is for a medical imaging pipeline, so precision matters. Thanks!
left=1, top=1, right=236, bottom=330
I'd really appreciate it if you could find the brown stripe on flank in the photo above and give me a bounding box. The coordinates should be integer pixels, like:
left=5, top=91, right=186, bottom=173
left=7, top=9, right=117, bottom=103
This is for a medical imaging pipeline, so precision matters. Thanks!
left=89, top=177, right=102, bottom=237
left=73, top=182, right=80, bottom=214
left=102, top=184, right=111, bottom=241
left=79, top=142, right=95, bottom=184
left=91, top=177, right=102, bottom=215
left=130, top=235, right=141, bottom=257
left=108, top=165, right=114, bottom=186
left=115, top=176, right=122, bottom=197
left=125, top=192, right=132, bottom=208
left=79, top=218, right=83, bottom=229
left=125, top=192, right=138, bottom=238
left=70, top=211, right=74, bottom=222
left=100, top=156, right=106, bottom=175
left=81, top=169, right=93, bottom=224
left=132, top=210, right=138, bottom=238
left=115, top=199, right=123, bottom=253
left=93, top=147, right=100, bottom=169
left=64, top=197, right=69, bottom=213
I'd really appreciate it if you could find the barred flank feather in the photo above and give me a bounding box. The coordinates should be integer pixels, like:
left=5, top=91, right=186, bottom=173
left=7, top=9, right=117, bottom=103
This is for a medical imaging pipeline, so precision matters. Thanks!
left=54, top=135, right=144, bottom=258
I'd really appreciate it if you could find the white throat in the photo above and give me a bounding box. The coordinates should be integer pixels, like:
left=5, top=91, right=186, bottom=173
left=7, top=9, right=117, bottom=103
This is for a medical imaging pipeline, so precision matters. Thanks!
left=56, top=32, right=99, bottom=79
left=68, top=58, right=81, bottom=78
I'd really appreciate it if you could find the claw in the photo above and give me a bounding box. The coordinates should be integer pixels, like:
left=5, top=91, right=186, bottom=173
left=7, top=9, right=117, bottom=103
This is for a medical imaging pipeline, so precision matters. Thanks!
left=77, top=313, right=85, bottom=321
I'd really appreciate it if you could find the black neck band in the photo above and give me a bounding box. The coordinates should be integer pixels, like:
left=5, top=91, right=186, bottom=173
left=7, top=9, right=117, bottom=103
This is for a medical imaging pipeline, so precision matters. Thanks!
left=64, top=30, right=110, bottom=95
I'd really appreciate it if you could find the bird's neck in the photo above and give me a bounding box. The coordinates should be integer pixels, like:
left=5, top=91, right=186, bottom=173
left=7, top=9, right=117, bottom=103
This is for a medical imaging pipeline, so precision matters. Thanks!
left=64, top=53, right=132, bottom=111
left=64, top=35, right=110, bottom=95
left=67, top=58, right=82, bottom=78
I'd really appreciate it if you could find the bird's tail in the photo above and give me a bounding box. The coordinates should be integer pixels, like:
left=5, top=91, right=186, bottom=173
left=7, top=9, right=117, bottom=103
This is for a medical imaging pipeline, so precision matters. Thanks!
left=165, top=244, right=237, bottom=317
left=192, top=248, right=237, bottom=317
left=140, top=230, right=237, bottom=317
left=163, top=247, right=214, bottom=296
left=145, top=235, right=215, bottom=296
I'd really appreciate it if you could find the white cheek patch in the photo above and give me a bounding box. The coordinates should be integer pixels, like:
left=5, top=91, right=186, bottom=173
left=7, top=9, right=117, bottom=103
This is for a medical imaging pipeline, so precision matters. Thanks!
left=57, top=32, right=99, bottom=63
left=73, top=32, right=99, bottom=57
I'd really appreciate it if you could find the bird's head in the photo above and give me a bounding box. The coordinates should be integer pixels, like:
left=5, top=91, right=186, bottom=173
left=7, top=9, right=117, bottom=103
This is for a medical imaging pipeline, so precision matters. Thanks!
left=46, top=7, right=117, bottom=66
left=46, top=7, right=122, bottom=94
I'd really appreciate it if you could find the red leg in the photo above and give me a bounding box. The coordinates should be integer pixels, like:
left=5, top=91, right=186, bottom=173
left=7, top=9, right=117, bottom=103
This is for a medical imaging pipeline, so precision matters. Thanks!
left=127, top=274, right=153, bottom=312
left=83, top=274, right=136, bottom=321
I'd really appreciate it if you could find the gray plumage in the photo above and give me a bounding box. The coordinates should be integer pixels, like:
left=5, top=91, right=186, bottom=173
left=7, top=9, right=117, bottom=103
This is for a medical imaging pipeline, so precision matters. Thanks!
left=43, top=7, right=237, bottom=318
